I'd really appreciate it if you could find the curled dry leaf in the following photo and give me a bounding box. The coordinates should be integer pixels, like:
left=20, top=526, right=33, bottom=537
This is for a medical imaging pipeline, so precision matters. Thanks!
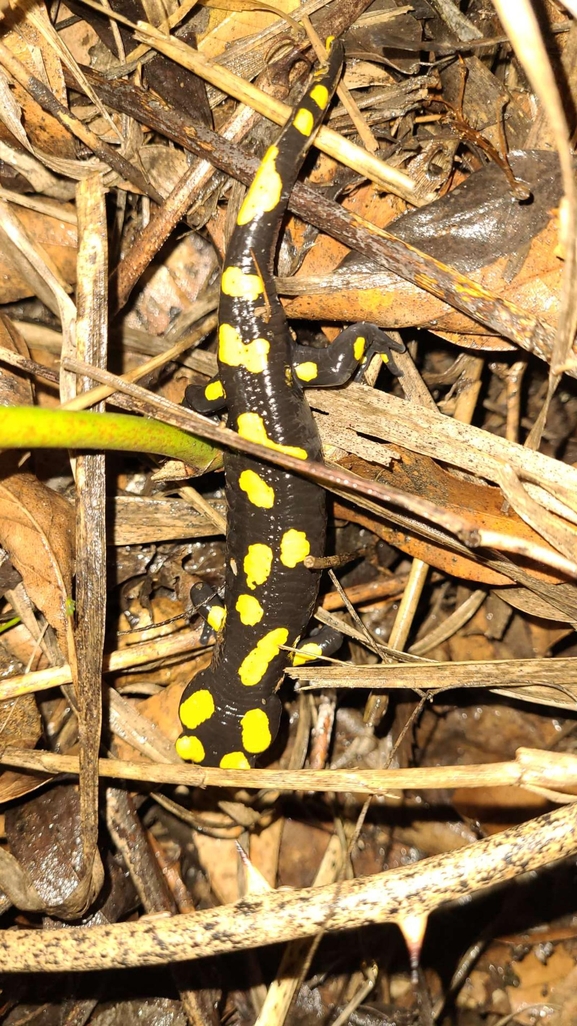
left=332, top=447, right=570, bottom=589
left=0, top=473, right=74, bottom=656
left=0, top=693, right=45, bottom=803
left=0, top=203, right=77, bottom=303
left=0, top=693, right=44, bottom=804
left=0, top=10, right=76, bottom=159
left=0, top=314, right=35, bottom=406
left=284, top=150, right=562, bottom=350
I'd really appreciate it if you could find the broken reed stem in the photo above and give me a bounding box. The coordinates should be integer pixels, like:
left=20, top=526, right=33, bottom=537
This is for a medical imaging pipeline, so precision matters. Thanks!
left=0, top=800, right=574, bottom=972
left=1, top=746, right=576, bottom=796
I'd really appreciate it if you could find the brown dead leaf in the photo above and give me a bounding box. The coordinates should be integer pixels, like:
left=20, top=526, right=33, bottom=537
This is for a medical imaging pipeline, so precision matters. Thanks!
left=124, top=233, right=217, bottom=339
left=284, top=152, right=561, bottom=351
left=0, top=693, right=47, bottom=802
left=506, top=947, right=575, bottom=1024
left=278, top=819, right=333, bottom=888
left=0, top=473, right=74, bottom=655
left=452, top=785, right=552, bottom=835
left=456, top=967, right=510, bottom=1018
left=434, top=220, right=562, bottom=341
left=0, top=203, right=77, bottom=303
left=249, top=816, right=283, bottom=889
left=0, top=9, right=75, bottom=159
left=287, top=176, right=405, bottom=280
left=335, top=450, right=568, bottom=587
left=0, top=314, right=34, bottom=405
left=197, top=2, right=280, bottom=57
left=15, top=2, right=68, bottom=105
left=56, top=5, right=100, bottom=67
left=194, top=832, right=241, bottom=904
left=0, top=693, right=41, bottom=750
left=112, top=678, right=201, bottom=765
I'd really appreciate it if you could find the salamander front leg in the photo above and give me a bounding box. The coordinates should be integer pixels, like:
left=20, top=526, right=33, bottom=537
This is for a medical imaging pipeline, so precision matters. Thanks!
left=183, top=375, right=227, bottom=415
left=292, top=323, right=404, bottom=387
left=190, top=581, right=226, bottom=642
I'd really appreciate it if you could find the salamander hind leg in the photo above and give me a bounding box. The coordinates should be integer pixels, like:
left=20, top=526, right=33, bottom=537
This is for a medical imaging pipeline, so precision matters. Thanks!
left=292, top=625, right=342, bottom=666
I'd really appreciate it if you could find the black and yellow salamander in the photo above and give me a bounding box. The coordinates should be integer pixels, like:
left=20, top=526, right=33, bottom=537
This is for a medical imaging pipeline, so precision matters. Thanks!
left=177, top=36, right=402, bottom=769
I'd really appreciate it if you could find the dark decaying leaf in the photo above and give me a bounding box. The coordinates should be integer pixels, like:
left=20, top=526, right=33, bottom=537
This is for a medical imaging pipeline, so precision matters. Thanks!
left=389, top=150, right=562, bottom=274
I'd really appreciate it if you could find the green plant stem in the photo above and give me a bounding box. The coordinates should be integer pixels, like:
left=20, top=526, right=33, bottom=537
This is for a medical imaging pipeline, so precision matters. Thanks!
left=0, top=407, right=220, bottom=473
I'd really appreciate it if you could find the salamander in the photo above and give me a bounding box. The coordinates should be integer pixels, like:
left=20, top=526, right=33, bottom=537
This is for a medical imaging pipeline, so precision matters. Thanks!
left=176, top=36, right=402, bottom=769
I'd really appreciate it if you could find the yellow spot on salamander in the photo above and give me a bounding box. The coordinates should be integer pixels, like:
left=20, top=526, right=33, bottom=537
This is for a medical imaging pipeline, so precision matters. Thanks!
left=244, top=542, right=273, bottom=590
left=325, top=35, right=335, bottom=49
left=293, top=107, right=314, bottom=136
left=175, top=734, right=206, bottom=763
left=280, top=528, right=310, bottom=567
left=293, top=641, right=324, bottom=666
left=239, top=468, right=275, bottom=508
left=221, top=265, right=264, bottom=300
left=295, top=361, right=318, bottom=382
left=237, top=145, right=282, bottom=226
left=310, top=84, right=329, bottom=109
left=241, top=708, right=272, bottom=754
left=220, top=751, right=251, bottom=770
left=205, top=379, right=225, bottom=402
left=239, top=627, right=289, bottom=686
left=206, top=604, right=226, bottom=632
left=237, top=412, right=308, bottom=460
left=219, top=323, right=270, bottom=374
left=354, top=336, right=366, bottom=362
left=236, top=594, right=264, bottom=626
left=180, top=688, right=215, bottom=731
